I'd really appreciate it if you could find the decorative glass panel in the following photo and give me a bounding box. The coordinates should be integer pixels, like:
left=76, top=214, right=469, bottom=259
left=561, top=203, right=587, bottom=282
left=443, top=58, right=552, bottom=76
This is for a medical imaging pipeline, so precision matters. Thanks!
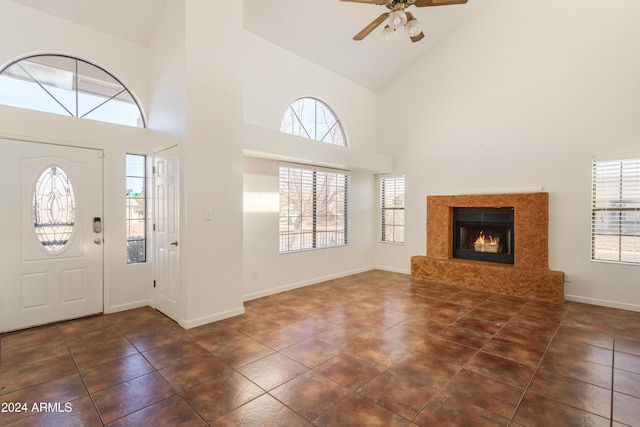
left=33, top=165, right=76, bottom=253
left=0, top=54, right=145, bottom=128
left=280, top=98, right=346, bottom=146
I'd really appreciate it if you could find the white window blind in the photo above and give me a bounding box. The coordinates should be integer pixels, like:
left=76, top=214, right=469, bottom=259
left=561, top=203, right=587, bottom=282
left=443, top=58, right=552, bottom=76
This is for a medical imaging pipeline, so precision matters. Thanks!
left=591, top=156, right=640, bottom=264
left=279, top=164, right=349, bottom=253
left=381, top=176, right=405, bottom=244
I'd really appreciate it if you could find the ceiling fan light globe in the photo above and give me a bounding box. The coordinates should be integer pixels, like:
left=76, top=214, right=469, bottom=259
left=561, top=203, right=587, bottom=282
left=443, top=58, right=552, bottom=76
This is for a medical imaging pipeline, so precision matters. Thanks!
left=389, top=9, right=407, bottom=28
left=406, top=19, right=422, bottom=37
left=381, top=25, right=397, bottom=40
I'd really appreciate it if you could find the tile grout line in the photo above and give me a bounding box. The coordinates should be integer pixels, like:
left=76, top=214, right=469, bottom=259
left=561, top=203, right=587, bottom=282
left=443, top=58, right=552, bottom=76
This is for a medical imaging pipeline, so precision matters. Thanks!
left=506, top=306, right=570, bottom=426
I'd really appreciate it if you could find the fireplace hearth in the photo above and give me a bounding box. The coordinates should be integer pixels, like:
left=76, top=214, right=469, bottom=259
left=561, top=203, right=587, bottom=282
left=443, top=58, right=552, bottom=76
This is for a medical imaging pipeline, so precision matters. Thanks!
left=453, top=207, right=514, bottom=264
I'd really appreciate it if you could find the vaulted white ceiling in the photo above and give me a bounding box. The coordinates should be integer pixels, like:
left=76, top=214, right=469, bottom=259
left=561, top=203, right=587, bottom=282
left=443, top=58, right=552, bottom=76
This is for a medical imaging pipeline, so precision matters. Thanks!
left=10, top=0, right=490, bottom=91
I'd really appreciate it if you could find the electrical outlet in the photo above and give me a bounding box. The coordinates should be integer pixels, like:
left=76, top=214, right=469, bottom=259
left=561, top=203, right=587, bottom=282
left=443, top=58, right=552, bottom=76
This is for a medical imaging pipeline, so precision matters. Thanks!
left=251, top=272, right=258, bottom=281
left=564, top=274, right=571, bottom=283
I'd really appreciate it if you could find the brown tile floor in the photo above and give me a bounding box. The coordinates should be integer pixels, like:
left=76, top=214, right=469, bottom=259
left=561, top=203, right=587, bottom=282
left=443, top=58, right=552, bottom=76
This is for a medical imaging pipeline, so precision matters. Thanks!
left=1, top=270, right=640, bottom=426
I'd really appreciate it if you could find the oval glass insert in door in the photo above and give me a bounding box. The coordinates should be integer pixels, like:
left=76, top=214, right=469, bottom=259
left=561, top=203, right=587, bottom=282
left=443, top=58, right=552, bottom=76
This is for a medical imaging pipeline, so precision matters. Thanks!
left=32, top=165, right=76, bottom=253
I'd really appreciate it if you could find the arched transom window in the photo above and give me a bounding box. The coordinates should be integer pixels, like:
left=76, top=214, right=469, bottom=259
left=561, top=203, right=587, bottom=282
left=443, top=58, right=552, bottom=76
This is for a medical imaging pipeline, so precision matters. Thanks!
left=0, top=54, right=145, bottom=128
left=280, top=97, right=346, bottom=146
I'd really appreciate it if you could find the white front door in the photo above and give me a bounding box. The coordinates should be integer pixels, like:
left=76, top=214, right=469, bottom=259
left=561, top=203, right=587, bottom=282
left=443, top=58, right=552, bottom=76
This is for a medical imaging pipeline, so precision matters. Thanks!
left=0, top=139, right=103, bottom=333
left=154, top=145, right=181, bottom=322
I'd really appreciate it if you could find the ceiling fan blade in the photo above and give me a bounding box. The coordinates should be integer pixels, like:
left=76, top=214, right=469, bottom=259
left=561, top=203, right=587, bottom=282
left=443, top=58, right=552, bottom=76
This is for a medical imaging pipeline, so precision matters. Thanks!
left=340, top=0, right=387, bottom=4
left=414, top=0, right=468, bottom=7
left=353, top=12, right=390, bottom=40
left=410, top=31, right=425, bottom=43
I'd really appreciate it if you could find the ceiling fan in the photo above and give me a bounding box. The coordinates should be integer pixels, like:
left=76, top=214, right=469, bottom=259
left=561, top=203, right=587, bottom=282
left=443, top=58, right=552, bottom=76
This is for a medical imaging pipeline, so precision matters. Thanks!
left=341, top=0, right=468, bottom=43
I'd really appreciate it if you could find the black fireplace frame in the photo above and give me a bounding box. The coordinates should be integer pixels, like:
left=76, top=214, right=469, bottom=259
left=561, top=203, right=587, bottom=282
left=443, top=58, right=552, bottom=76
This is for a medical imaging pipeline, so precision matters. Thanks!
left=452, top=207, right=515, bottom=265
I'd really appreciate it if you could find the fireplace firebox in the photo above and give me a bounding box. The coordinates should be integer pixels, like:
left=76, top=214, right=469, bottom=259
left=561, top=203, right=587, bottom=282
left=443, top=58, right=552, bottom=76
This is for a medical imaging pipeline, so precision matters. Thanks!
left=453, top=207, right=514, bottom=264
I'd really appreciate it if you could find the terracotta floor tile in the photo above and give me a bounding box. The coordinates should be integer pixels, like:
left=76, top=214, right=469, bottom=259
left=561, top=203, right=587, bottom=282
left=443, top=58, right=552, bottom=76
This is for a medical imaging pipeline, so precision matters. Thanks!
left=211, top=337, right=274, bottom=368
left=342, top=332, right=410, bottom=367
left=454, top=316, right=504, bottom=335
left=6, top=395, right=103, bottom=427
left=437, top=369, right=524, bottom=419
left=106, top=395, right=206, bottom=427
left=513, top=391, right=610, bottom=427
left=547, top=336, right=613, bottom=366
left=390, top=351, right=460, bottom=387
left=190, top=324, right=247, bottom=352
left=142, top=340, right=208, bottom=370
left=237, top=352, right=308, bottom=391
left=614, top=368, right=640, bottom=398
left=313, top=394, right=408, bottom=426
left=379, top=324, right=431, bottom=349
left=314, top=352, right=383, bottom=390
left=69, top=338, right=139, bottom=370
left=182, top=371, right=264, bottom=422
left=493, top=320, right=555, bottom=346
left=539, top=351, right=612, bottom=389
left=615, top=336, right=640, bottom=356
left=465, top=351, right=535, bottom=388
left=414, top=394, right=510, bottom=427
left=281, top=338, right=342, bottom=368
left=554, top=325, right=615, bottom=349
left=465, top=307, right=513, bottom=324
left=214, top=393, right=307, bottom=427
left=358, top=370, right=438, bottom=420
left=158, top=352, right=234, bottom=392
left=529, top=369, right=611, bottom=418
left=0, top=374, right=88, bottom=425
left=0, top=325, right=63, bottom=353
left=414, top=338, right=478, bottom=365
left=613, top=391, right=640, bottom=426
left=481, top=336, right=547, bottom=367
left=92, top=372, right=176, bottom=424
left=0, top=341, right=70, bottom=371
left=615, top=351, right=640, bottom=375
left=80, top=353, right=155, bottom=393
left=270, top=370, right=350, bottom=421
left=435, top=325, right=493, bottom=349
left=127, top=328, right=192, bottom=352
left=0, top=354, right=77, bottom=395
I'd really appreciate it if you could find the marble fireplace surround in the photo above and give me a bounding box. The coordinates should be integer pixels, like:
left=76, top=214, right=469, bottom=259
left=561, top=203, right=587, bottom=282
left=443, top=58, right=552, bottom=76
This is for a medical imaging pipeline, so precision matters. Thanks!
left=411, top=192, right=564, bottom=304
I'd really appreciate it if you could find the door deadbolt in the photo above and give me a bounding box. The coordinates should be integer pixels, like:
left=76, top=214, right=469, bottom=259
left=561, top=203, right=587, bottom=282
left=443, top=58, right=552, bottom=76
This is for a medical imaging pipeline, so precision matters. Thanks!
left=93, top=217, right=102, bottom=233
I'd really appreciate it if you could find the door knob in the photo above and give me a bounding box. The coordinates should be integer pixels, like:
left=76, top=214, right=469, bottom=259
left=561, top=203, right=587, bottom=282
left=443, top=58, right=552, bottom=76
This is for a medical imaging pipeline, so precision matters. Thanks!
left=94, top=238, right=102, bottom=245
left=170, top=241, right=178, bottom=246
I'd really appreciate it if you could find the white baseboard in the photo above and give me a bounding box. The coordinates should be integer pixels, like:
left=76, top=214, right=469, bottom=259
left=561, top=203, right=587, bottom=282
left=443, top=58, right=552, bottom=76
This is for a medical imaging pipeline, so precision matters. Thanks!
left=374, top=265, right=411, bottom=275
left=565, top=294, right=640, bottom=313
left=243, top=266, right=376, bottom=302
left=107, top=300, right=153, bottom=314
left=179, top=306, right=246, bottom=329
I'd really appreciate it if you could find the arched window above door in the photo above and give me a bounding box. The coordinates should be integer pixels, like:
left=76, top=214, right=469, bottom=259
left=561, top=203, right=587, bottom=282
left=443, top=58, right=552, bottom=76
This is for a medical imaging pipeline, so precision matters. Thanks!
left=0, top=54, right=146, bottom=128
left=280, top=97, right=346, bottom=146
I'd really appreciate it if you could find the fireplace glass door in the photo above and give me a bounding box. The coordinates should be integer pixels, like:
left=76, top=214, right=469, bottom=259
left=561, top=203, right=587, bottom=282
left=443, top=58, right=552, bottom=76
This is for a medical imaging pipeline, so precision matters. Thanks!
left=453, top=207, right=514, bottom=264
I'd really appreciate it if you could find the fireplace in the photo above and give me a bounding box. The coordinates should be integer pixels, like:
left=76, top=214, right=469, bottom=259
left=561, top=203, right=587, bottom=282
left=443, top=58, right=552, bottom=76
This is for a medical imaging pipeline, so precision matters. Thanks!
left=453, top=207, right=514, bottom=264
left=411, top=192, right=564, bottom=304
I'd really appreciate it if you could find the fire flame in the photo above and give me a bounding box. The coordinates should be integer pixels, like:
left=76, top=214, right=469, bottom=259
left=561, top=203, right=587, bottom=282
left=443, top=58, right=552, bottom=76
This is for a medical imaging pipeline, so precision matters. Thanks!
left=474, top=231, right=495, bottom=245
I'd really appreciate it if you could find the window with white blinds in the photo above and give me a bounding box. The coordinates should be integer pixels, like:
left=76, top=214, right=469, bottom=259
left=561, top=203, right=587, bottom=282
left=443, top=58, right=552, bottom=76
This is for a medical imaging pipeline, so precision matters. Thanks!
left=381, top=176, right=405, bottom=244
left=591, top=156, right=640, bottom=264
left=279, top=164, right=349, bottom=253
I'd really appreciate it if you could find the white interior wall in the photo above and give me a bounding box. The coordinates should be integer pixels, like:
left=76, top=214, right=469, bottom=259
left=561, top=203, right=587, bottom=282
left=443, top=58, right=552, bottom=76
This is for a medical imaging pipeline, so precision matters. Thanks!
left=241, top=31, right=385, bottom=300
left=243, top=157, right=375, bottom=299
left=375, top=0, right=640, bottom=310
left=176, top=0, right=245, bottom=327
